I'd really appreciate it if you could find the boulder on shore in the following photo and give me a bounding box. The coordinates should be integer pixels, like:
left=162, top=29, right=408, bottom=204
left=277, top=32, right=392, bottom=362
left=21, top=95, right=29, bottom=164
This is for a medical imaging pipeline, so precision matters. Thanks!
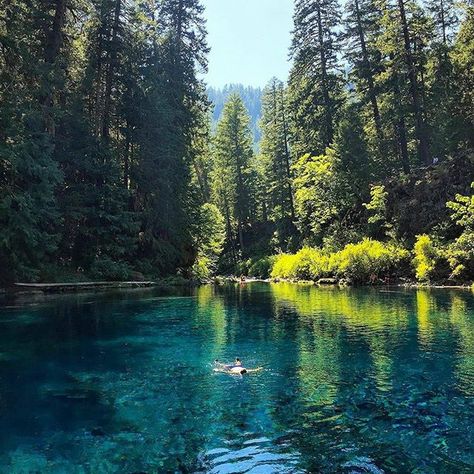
left=317, top=278, right=338, bottom=285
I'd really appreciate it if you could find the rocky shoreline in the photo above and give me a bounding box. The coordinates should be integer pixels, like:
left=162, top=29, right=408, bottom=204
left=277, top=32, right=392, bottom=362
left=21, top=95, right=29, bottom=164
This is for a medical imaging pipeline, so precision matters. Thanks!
left=214, top=276, right=473, bottom=290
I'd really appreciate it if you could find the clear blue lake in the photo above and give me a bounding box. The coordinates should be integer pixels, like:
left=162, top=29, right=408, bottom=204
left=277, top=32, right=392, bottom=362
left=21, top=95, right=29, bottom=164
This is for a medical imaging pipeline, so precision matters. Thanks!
left=0, top=283, right=473, bottom=473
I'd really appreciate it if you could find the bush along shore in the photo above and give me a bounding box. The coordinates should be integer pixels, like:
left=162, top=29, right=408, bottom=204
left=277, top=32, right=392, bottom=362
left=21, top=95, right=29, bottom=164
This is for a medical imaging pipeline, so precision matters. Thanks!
left=231, top=234, right=473, bottom=288
left=221, top=181, right=474, bottom=288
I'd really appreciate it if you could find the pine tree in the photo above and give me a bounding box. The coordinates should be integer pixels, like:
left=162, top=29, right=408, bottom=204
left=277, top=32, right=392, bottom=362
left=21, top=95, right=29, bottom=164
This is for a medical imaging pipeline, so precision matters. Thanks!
left=289, top=0, right=343, bottom=156
left=259, top=78, right=296, bottom=248
left=132, top=0, right=210, bottom=274
left=427, top=0, right=459, bottom=45
left=344, top=0, right=384, bottom=144
left=375, top=0, right=433, bottom=171
left=211, top=94, right=255, bottom=257
left=394, top=0, right=432, bottom=164
left=333, top=101, right=371, bottom=201
left=0, top=0, right=63, bottom=282
left=450, top=4, right=474, bottom=149
left=424, top=0, right=461, bottom=159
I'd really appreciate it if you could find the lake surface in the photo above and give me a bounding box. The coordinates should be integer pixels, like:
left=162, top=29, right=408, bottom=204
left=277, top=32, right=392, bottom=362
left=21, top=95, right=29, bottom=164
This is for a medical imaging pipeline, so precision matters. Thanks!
left=0, top=283, right=473, bottom=473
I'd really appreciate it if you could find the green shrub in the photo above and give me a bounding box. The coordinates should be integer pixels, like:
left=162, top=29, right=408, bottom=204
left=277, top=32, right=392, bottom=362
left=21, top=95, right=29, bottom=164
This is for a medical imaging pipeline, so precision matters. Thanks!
left=271, top=239, right=408, bottom=283
left=334, top=239, right=409, bottom=282
left=271, top=253, right=299, bottom=279
left=89, top=257, right=132, bottom=281
left=445, top=232, right=474, bottom=280
left=413, top=235, right=438, bottom=282
left=248, top=256, right=276, bottom=278
left=191, top=256, right=213, bottom=281
left=445, top=185, right=474, bottom=280
left=270, top=247, right=331, bottom=280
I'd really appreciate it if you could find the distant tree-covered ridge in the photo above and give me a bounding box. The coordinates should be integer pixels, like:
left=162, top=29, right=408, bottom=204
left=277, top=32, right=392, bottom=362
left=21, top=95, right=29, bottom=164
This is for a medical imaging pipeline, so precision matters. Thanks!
left=207, top=84, right=263, bottom=145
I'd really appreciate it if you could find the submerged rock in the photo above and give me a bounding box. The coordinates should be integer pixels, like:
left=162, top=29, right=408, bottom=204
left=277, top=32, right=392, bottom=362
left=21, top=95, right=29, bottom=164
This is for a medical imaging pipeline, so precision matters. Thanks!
left=91, top=427, right=106, bottom=437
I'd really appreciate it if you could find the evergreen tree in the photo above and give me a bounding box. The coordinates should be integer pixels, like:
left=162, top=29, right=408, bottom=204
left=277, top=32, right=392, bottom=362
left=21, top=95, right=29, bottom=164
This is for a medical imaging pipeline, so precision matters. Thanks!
left=259, top=78, right=296, bottom=249
left=333, top=101, right=372, bottom=202
left=289, top=0, right=343, bottom=157
left=379, top=0, right=432, bottom=165
left=0, top=0, right=63, bottom=282
left=211, top=94, right=255, bottom=257
left=427, top=0, right=459, bottom=45
left=374, top=0, right=433, bottom=171
left=450, top=4, right=474, bottom=150
left=208, top=84, right=263, bottom=145
left=344, top=0, right=384, bottom=145
left=133, top=0, right=209, bottom=274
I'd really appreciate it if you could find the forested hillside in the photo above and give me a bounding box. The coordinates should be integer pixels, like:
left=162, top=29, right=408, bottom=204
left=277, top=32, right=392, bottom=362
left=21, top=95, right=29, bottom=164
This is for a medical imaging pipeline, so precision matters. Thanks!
left=207, top=84, right=263, bottom=144
left=205, top=0, right=474, bottom=284
left=0, top=0, right=473, bottom=285
left=0, top=0, right=210, bottom=283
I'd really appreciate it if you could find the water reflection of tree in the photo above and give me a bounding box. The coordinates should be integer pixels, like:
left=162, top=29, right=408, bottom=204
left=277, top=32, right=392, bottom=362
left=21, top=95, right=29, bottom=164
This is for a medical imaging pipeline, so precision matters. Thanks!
left=269, top=283, right=412, bottom=392
left=449, top=293, right=474, bottom=396
left=268, top=283, right=474, bottom=471
left=193, top=284, right=301, bottom=470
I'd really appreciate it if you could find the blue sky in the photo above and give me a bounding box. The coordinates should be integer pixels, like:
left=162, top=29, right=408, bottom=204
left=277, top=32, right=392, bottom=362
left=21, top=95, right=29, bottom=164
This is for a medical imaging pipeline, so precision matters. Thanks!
left=201, top=0, right=294, bottom=88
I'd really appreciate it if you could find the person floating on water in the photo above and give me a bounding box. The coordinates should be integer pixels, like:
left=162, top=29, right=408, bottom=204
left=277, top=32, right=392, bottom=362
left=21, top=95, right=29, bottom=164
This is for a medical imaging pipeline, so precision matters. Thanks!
left=213, top=358, right=262, bottom=375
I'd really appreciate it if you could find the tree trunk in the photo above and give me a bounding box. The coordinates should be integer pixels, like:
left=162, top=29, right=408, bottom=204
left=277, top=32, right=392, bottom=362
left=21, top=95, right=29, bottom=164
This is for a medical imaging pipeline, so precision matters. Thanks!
left=315, top=3, right=334, bottom=147
left=223, top=195, right=236, bottom=263
left=102, top=0, right=121, bottom=141
left=397, top=0, right=430, bottom=165
left=124, top=126, right=130, bottom=189
left=235, top=161, right=245, bottom=253
left=440, top=0, right=447, bottom=44
left=393, top=73, right=410, bottom=173
left=42, top=0, right=67, bottom=135
left=280, top=88, right=296, bottom=222
left=354, top=0, right=384, bottom=143
left=44, top=0, right=67, bottom=64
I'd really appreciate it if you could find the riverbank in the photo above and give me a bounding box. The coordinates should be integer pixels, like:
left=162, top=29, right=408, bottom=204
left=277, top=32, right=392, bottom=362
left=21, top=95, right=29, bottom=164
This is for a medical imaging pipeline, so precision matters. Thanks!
left=215, top=276, right=473, bottom=290
left=3, top=277, right=472, bottom=298
left=1, top=277, right=192, bottom=296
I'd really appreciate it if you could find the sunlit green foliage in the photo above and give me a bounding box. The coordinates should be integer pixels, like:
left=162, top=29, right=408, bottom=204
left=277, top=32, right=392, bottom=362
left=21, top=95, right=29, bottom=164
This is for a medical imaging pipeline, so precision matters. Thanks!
left=191, top=203, right=226, bottom=280
left=445, top=184, right=474, bottom=279
left=292, top=150, right=350, bottom=245
left=364, top=185, right=388, bottom=225
left=413, top=235, right=438, bottom=282
left=271, top=239, right=409, bottom=283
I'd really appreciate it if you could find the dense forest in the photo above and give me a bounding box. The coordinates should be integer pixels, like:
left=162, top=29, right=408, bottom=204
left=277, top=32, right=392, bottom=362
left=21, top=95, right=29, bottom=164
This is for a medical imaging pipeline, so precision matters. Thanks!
left=0, top=0, right=473, bottom=285
left=207, top=84, right=263, bottom=145
left=0, top=0, right=210, bottom=283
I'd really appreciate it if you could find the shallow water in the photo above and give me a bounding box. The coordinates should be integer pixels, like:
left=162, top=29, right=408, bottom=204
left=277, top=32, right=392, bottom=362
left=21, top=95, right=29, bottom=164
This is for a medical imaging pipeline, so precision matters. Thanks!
left=0, top=283, right=473, bottom=473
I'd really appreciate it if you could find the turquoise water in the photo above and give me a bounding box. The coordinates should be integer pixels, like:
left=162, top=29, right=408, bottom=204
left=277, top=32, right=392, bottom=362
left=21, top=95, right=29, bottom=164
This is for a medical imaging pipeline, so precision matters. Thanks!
left=0, top=283, right=473, bottom=473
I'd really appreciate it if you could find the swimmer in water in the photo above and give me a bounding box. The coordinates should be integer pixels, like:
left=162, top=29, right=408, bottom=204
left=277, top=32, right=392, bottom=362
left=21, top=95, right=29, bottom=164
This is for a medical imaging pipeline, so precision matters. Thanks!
left=213, top=358, right=262, bottom=375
